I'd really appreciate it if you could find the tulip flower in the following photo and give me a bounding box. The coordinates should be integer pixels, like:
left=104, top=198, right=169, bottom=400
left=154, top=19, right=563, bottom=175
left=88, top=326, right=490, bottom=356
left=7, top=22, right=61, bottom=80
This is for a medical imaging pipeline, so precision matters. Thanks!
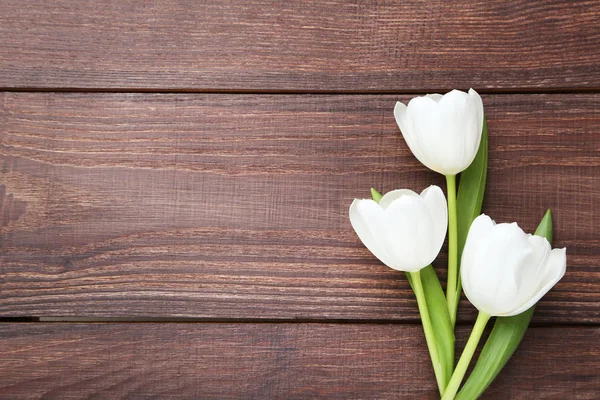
left=349, top=185, right=447, bottom=273
left=461, top=214, right=567, bottom=317
left=393, top=89, right=484, bottom=176
left=394, top=89, right=485, bottom=326
left=441, top=214, right=566, bottom=400
left=350, top=185, right=448, bottom=394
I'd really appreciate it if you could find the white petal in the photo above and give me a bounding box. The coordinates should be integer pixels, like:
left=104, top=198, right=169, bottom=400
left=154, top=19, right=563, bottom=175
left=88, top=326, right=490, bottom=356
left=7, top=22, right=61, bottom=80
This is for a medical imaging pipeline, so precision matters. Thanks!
left=439, top=89, right=469, bottom=106
left=458, top=88, right=484, bottom=169
left=540, top=248, right=567, bottom=288
left=426, top=93, right=443, bottom=102
left=379, top=188, right=418, bottom=210
left=468, top=89, right=484, bottom=134
left=466, top=276, right=518, bottom=317
left=419, top=185, right=448, bottom=256
left=403, top=96, right=444, bottom=173
left=393, top=101, right=409, bottom=132
left=505, top=248, right=567, bottom=316
left=524, top=235, right=551, bottom=281
left=481, top=225, right=531, bottom=315
left=461, top=215, right=495, bottom=308
left=394, top=101, right=428, bottom=167
left=349, top=199, right=397, bottom=269
left=462, top=214, right=495, bottom=261
left=462, top=220, right=531, bottom=316
left=384, top=195, right=434, bottom=271
left=436, top=90, right=472, bottom=174
left=467, top=89, right=484, bottom=154
left=503, top=235, right=551, bottom=314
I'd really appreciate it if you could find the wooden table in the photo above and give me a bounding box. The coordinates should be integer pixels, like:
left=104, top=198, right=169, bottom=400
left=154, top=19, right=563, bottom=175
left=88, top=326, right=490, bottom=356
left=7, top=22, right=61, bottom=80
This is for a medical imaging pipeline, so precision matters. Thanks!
left=1, top=1, right=599, bottom=398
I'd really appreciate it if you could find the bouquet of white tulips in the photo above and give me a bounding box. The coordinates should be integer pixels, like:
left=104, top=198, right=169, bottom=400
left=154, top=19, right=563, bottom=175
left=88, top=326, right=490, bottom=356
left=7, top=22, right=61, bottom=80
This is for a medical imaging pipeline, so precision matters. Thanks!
left=349, top=89, right=567, bottom=400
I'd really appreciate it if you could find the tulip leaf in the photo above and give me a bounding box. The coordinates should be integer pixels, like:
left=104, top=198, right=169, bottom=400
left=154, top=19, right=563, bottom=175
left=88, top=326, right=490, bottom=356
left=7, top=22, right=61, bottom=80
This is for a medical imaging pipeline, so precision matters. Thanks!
left=371, top=188, right=454, bottom=391
left=455, top=210, right=553, bottom=400
left=454, top=117, right=488, bottom=312
left=457, top=117, right=488, bottom=258
left=370, top=187, right=383, bottom=203
left=419, top=264, right=455, bottom=389
left=534, top=210, right=553, bottom=242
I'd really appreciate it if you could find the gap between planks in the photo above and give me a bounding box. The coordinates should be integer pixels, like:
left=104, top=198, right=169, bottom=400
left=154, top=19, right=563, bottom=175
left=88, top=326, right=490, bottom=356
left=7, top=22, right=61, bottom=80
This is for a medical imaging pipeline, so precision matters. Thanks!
left=1, top=87, right=600, bottom=95
left=0, top=317, right=593, bottom=327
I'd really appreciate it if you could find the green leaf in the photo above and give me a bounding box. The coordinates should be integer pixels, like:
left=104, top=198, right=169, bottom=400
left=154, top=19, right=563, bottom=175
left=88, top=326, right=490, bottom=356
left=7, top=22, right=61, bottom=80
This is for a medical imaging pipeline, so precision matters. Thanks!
left=454, top=117, right=488, bottom=311
left=420, top=264, right=455, bottom=389
left=534, top=209, right=553, bottom=242
left=455, top=210, right=553, bottom=400
left=371, top=188, right=455, bottom=391
left=370, top=187, right=383, bottom=203
left=457, top=117, right=488, bottom=260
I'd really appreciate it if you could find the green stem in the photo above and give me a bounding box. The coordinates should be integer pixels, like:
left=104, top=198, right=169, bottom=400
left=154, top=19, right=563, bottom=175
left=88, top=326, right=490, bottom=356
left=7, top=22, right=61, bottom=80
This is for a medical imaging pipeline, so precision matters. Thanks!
left=453, top=278, right=463, bottom=323
left=442, top=311, right=491, bottom=400
left=409, top=270, right=446, bottom=396
left=445, top=174, right=458, bottom=327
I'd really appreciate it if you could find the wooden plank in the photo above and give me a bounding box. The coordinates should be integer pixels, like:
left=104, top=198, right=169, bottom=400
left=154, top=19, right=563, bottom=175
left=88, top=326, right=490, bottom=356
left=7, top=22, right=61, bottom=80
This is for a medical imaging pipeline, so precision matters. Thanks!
left=1, top=0, right=599, bottom=91
left=0, top=323, right=598, bottom=399
left=0, top=93, right=598, bottom=321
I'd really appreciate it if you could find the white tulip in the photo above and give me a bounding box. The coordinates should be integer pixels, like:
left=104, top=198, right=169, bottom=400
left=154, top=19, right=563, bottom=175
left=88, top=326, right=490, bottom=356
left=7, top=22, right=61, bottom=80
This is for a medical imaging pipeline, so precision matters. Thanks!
left=349, top=185, right=447, bottom=272
left=461, top=214, right=567, bottom=317
left=394, top=89, right=484, bottom=176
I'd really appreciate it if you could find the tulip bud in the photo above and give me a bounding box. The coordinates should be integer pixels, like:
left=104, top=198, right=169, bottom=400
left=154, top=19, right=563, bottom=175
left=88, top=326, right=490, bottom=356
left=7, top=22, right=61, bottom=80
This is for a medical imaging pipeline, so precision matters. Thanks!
left=349, top=186, right=447, bottom=272
left=394, top=89, right=484, bottom=175
left=461, top=214, right=567, bottom=317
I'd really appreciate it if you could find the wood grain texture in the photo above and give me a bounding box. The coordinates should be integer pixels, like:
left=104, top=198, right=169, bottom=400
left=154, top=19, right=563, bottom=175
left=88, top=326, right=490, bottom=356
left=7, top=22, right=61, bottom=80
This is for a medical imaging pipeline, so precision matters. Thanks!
left=1, top=0, right=599, bottom=91
left=1, top=93, right=598, bottom=321
left=0, top=323, right=598, bottom=399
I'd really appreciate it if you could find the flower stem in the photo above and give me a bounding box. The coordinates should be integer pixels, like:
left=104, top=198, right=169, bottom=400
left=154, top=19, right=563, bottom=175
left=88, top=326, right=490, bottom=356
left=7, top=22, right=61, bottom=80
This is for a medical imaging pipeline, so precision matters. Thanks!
left=441, top=311, right=491, bottom=400
left=409, top=270, right=446, bottom=396
left=445, top=174, right=458, bottom=327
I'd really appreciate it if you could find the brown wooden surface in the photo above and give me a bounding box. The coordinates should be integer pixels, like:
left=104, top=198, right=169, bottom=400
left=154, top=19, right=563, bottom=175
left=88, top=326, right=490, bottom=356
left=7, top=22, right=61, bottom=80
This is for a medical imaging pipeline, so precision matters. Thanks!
left=1, top=0, right=600, bottom=91
left=0, top=323, right=599, bottom=399
left=1, top=93, right=598, bottom=323
left=1, top=0, right=600, bottom=398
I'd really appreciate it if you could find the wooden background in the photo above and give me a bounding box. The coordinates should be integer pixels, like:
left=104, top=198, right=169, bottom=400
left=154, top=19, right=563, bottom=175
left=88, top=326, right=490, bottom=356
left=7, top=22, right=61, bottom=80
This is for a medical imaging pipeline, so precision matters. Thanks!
left=0, top=1, right=599, bottom=398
